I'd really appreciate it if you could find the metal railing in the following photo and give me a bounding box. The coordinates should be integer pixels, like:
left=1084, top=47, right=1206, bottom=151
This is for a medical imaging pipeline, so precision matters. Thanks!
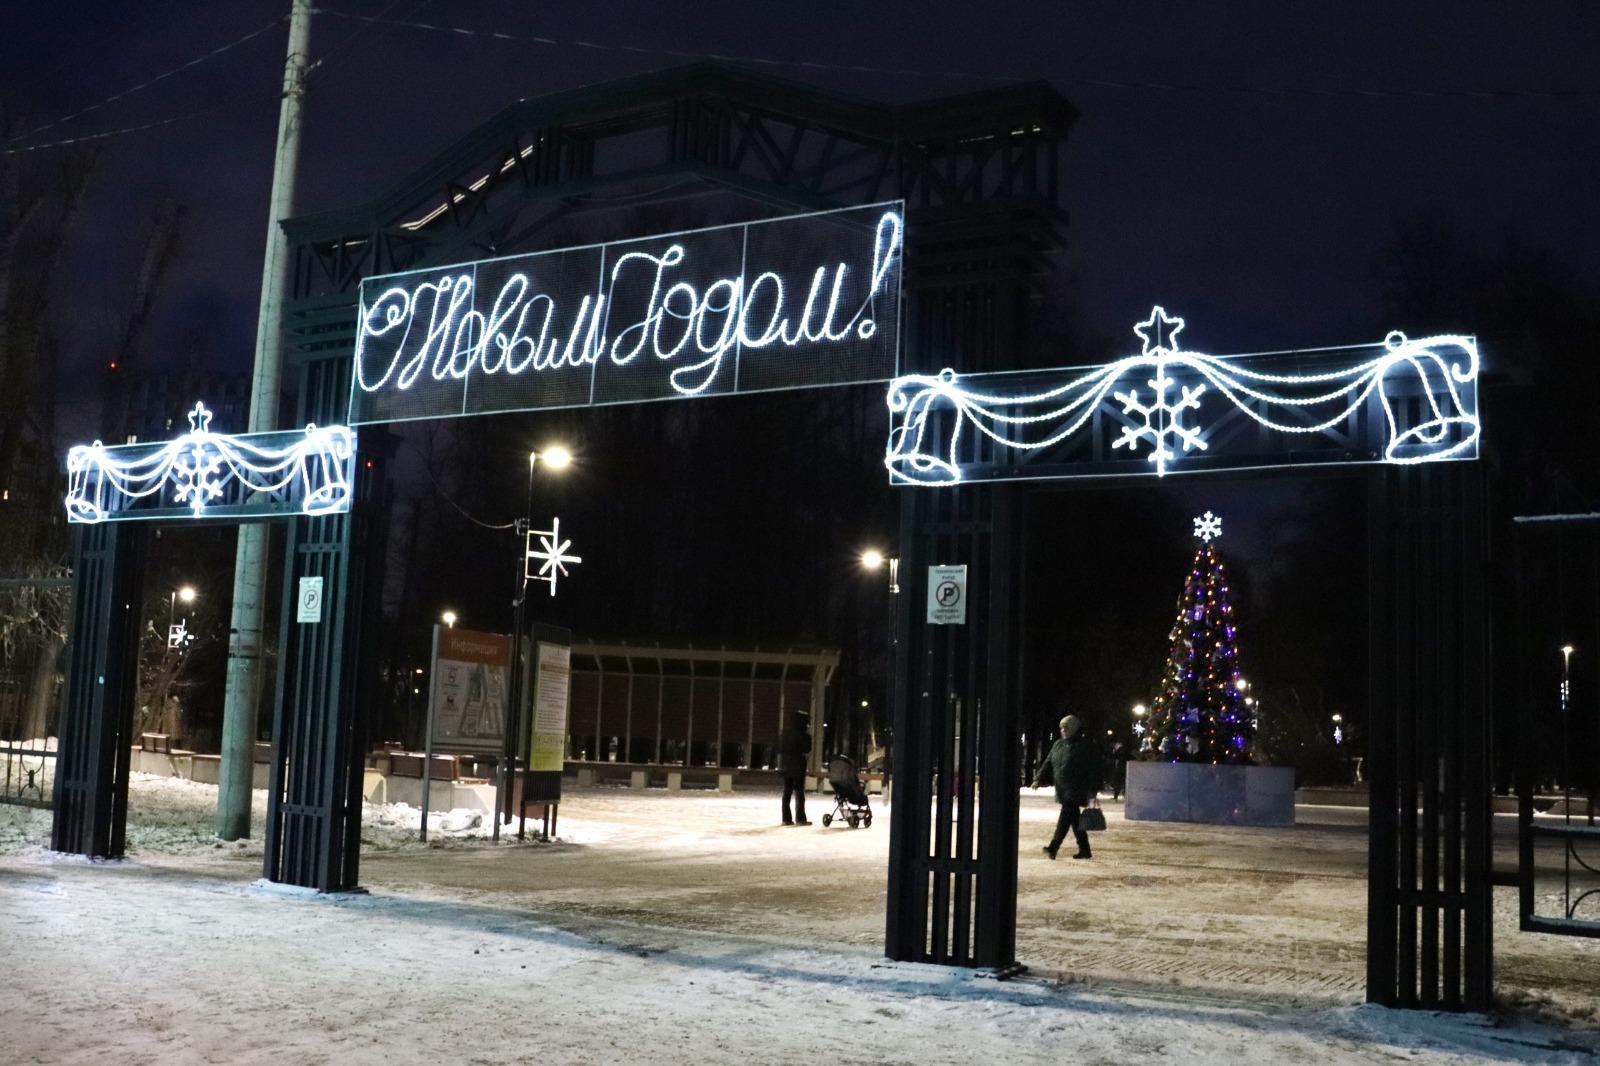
left=0, top=736, right=54, bottom=809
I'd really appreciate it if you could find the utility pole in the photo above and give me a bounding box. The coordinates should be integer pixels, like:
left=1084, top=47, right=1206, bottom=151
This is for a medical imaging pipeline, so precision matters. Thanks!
left=217, top=0, right=313, bottom=840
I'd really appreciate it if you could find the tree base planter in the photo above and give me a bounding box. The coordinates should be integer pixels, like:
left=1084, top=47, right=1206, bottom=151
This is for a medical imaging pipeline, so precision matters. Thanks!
left=1125, top=762, right=1295, bottom=826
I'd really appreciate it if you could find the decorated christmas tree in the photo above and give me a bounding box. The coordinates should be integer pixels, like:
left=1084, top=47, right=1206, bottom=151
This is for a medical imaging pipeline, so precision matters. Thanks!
left=1145, top=511, right=1253, bottom=763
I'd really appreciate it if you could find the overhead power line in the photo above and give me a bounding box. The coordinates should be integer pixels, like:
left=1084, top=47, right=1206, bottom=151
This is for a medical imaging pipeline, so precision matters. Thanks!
left=6, top=16, right=288, bottom=147
left=1, top=107, right=238, bottom=155
left=312, top=6, right=1587, bottom=101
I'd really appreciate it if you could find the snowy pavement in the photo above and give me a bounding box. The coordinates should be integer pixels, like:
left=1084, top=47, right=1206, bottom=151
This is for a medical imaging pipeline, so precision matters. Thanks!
left=1, top=774, right=1597, bottom=1063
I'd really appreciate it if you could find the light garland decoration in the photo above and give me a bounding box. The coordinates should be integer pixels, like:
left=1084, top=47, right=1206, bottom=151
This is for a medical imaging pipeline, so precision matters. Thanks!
left=885, top=306, right=1479, bottom=485
left=524, top=517, right=581, bottom=596
left=65, top=402, right=357, bottom=524
left=1193, top=511, right=1223, bottom=543
left=352, top=204, right=903, bottom=423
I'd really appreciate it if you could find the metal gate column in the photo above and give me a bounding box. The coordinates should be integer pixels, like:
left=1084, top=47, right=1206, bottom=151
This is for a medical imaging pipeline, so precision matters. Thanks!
left=1367, top=464, right=1492, bottom=1009
left=886, top=482, right=1023, bottom=967
left=51, top=522, right=146, bottom=857
left=263, top=348, right=389, bottom=891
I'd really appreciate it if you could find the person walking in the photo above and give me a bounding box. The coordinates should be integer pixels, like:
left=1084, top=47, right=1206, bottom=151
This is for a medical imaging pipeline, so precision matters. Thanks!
left=779, top=710, right=812, bottom=826
left=1033, top=714, right=1100, bottom=859
left=1108, top=740, right=1129, bottom=802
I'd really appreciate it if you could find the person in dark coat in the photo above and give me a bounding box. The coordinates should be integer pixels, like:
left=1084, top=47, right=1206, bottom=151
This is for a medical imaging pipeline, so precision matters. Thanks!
left=1032, top=714, right=1101, bottom=859
left=1108, top=740, right=1129, bottom=802
left=778, top=710, right=812, bottom=826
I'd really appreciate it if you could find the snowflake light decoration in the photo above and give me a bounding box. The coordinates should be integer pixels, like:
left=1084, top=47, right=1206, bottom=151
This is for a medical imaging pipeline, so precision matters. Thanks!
left=1193, top=511, right=1223, bottom=542
left=1111, top=308, right=1209, bottom=473
left=525, top=517, right=582, bottom=597
left=171, top=404, right=228, bottom=515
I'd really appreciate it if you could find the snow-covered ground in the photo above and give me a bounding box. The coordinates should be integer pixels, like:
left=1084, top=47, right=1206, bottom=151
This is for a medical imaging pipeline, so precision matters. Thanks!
left=1, top=773, right=1597, bottom=1064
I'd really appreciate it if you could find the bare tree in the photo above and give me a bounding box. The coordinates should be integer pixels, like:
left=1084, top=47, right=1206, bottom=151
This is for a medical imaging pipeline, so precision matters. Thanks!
left=0, top=115, right=97, bottom=495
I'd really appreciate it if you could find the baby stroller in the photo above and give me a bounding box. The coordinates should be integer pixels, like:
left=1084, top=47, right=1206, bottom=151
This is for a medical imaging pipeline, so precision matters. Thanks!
left=821, top=756, right=873, bottom=829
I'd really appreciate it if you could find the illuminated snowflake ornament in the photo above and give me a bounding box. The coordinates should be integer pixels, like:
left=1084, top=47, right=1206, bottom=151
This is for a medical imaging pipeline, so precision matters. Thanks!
left=171, top=404, right=226, bottom=516
left=1193, top=511, right=1223, bottom=543
left=525, top=517, right=582, bottom=596
left=1111, top=307, right=1208, bottom=475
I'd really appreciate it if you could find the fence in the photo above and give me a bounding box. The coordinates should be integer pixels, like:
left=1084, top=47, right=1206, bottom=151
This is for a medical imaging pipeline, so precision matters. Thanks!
left=0, top=575, right=72, bottom=809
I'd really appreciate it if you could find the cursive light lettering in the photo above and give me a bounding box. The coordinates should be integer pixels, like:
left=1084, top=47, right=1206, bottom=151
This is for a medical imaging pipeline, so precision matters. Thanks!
left=352, top=205, right=904, bottom=418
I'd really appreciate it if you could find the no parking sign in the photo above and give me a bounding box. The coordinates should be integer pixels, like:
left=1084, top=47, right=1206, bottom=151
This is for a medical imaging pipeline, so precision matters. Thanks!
left=926, top=565, right=968, bottom=625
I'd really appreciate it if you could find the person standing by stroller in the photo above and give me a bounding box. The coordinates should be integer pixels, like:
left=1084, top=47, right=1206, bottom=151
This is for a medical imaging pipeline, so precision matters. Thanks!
left=1033, top=714, right=1100, bottom=859
left=779, top=710, right=812, bottom=826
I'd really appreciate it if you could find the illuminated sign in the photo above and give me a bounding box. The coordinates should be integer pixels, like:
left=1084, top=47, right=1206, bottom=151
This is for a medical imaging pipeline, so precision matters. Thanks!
left=886, top=307, right=1479, bottom=485
left=64, top=402, right=356, bottom=523
left=351, top=202, right=904, bottom=425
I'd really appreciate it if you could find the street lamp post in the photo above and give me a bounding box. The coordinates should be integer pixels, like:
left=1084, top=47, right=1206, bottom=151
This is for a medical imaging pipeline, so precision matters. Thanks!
left=421, top=610, right=457, bottom=840
left=861, top=550, right=899, bottom=788
left=1132, top=703, right=1148, bottom=750
left=1560, top=644, right=1575, bottom=800
left=168, top=585, right=197, bottom=649
left=1561, top=645, right=1574, bottom=714
left=500, top=446, right=572, bottom=839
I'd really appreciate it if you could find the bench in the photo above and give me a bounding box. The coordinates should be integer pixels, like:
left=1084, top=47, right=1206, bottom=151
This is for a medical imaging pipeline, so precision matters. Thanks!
left=387, top=752, right=460, bottom=781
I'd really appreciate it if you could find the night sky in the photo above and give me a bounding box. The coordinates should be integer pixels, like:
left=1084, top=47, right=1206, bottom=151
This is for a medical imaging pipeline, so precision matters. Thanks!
left=4, top=2, right=1595, bottom=376
left=4, top=2, right=1596, bottom=757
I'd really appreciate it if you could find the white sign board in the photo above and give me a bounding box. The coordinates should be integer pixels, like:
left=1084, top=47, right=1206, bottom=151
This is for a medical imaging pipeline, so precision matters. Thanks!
left=429, top=627, right=513, bottom=754
left=296, top=576, right=324, bottom=623
left=926, top=564, right=968, bottom=625
left=528, top=642, right=572, bottom=772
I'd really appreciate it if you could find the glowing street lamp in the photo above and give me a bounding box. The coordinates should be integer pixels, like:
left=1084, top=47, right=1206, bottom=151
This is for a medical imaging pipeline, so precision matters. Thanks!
left=1561, top=644, right=1575, bottom=714
left=860, top=548, right=900, bottom=782
left=168, top=585, right=198, bottom=649
left=1332, top=713, right=1344, bottom=745
left=441, top=610, right=457, bottom=628
left=502, top=443, right=577, bottom=841
left=535, top=445, right=572, bottom=471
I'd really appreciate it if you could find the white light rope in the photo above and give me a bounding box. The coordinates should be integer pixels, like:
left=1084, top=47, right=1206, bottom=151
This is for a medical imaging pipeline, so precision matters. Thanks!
left=354, top=208, right=902, bottom=409
left=886, top=307, right=1479, bottom=484
left=65, top=402, right=357, bottom=523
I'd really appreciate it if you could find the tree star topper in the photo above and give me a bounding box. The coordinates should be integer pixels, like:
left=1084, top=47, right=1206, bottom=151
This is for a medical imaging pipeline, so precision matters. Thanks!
left=525, top=516, right=582, bottom=596
left=1193, top=511, right=1223, bottom=542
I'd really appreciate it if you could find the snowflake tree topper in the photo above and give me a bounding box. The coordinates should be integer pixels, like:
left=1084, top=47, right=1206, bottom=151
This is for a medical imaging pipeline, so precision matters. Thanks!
left=1111, top=306, right=1208, bottom=475
left=1193, top=510, right=1223, bottom=542
left=525, top=516, right=582, bottom=597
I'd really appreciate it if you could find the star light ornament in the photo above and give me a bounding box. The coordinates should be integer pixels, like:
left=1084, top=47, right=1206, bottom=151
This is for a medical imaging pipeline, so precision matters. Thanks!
left=1193, top=511, right=1223, bottom=543
left=525, top=517, right=582, bottom=596
left=1113, top=307, right=1207, bottom=474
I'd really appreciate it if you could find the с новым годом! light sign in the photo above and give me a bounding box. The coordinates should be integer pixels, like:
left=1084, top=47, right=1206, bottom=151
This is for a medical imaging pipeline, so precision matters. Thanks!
left=350, top=202, right=903, bottom=425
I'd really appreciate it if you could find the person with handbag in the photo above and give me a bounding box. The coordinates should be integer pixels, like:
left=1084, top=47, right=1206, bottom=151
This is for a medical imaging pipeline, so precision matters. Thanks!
left=1032, top=713, right=1102, bottom=860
